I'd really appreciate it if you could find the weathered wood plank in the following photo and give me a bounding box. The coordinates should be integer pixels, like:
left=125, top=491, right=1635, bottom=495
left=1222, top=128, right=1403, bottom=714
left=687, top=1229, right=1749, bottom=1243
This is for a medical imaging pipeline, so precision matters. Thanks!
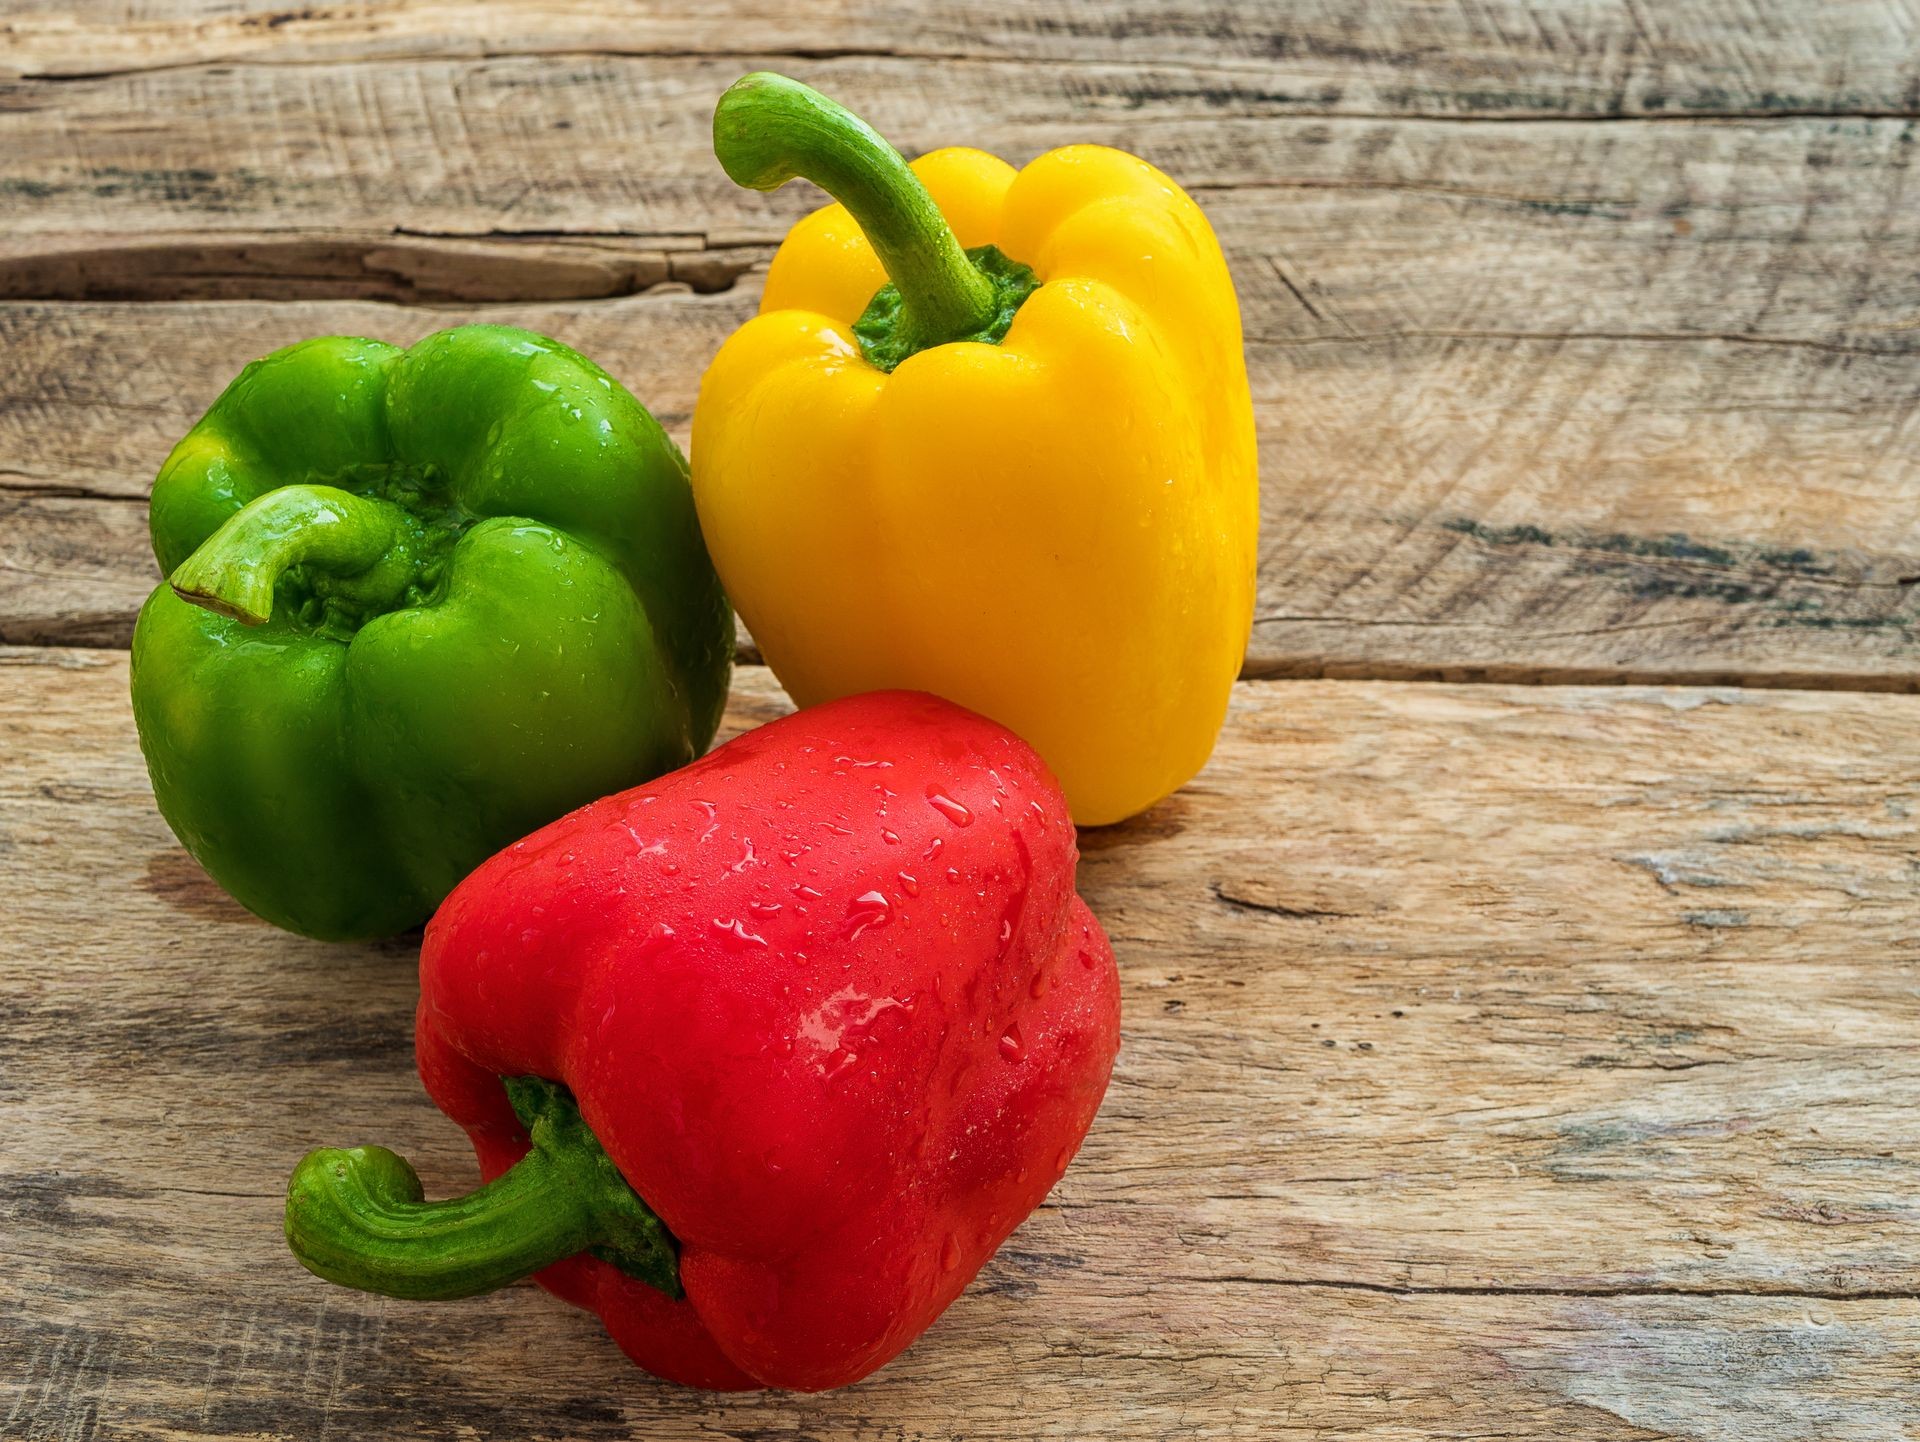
left=5, top=650, right=1919, bottom=1435
left=4, top=58, right=1917, bottom=338
left=4, top=288, right=1914, bottom=677
left=6, top=0, right=1918, bottom=119
left=6, top=83, right=1917, bottom=361
left=1248, top=333, right=1920, bottom=688
left=2, top=50, right=1915, bottom=675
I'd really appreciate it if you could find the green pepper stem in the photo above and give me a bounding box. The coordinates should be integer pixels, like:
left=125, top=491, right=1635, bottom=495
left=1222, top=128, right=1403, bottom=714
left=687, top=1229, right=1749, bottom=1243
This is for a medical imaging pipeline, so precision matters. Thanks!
left=285, top=1078, right=680, bottom=1302
left=713, top=71, right=996, bottom=355
left=286, top=1144, right=608, bottom=1300
left=169, top=484, right=416, bottom=626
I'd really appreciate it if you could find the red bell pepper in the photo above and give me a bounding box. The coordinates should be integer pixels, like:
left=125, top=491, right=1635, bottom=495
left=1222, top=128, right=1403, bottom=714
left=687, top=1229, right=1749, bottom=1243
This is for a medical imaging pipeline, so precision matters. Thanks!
left=284, top=690, right=1121, bottom=1391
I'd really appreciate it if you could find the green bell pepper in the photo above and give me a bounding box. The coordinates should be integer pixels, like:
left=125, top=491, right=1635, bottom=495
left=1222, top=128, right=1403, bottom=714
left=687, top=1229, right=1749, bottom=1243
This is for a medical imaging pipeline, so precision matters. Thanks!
left=130, top=325, right=732, bottom=941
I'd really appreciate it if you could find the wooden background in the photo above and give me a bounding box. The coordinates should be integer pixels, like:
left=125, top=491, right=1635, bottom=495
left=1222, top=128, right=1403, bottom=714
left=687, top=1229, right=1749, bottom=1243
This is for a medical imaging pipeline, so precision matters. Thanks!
left=3, top=3, right=1917, bottom=1438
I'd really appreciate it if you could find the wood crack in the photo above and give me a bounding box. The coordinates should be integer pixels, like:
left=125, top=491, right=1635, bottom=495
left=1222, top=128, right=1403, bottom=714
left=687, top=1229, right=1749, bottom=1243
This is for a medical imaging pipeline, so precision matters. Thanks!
left=1211, top=882, right=1358, bottom=921
left=1237, top=655, right=1920, bottom=692
left=0, top=473, right=143, bottom=502
left=8, top=44, right=1029, bottom=84
left=1190, top=1276, right=1920, bottom=1302
left=1254, top=327, right=1917, bottom=357
left=0, top=233, right=769, bottom=306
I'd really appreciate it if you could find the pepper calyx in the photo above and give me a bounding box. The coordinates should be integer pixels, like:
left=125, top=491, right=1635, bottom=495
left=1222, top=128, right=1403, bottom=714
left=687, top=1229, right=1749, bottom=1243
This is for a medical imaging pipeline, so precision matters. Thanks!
left=505, top=1076, right=681, bottom=1296
left=854, top=244, right=1040, bottom=373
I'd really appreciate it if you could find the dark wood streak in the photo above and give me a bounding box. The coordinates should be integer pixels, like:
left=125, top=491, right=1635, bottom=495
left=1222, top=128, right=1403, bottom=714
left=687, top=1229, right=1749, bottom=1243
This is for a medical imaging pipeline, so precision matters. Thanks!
left=0, top=235, right=774, bottom=305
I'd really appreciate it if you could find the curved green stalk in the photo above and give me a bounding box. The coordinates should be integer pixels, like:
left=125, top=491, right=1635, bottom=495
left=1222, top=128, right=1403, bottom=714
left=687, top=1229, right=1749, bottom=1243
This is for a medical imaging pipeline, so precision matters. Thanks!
left=285, top=1077, right=679, bottom=1301
left=713, top=71, right=1035, bottom=370
left=169, top=484, right=421, bottom=626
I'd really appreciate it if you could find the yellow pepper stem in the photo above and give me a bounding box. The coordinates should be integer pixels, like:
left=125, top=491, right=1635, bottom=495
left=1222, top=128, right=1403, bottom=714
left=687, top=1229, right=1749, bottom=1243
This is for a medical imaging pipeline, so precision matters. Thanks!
left=713, top=72, right=1000, bottom=358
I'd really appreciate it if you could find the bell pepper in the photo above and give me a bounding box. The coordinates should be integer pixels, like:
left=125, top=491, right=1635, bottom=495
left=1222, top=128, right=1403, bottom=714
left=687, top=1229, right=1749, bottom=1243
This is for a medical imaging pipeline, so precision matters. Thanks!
left=130, top=325, right=732, bottom=941
left=691, top=73, right=1258, bottom=826
left=284, top=690, right=1120, bottom=1392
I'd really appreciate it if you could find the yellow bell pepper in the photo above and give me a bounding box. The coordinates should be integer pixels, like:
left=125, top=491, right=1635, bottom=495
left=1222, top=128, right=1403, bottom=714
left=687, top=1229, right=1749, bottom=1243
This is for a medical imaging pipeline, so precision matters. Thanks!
left=692, top=74, right=1257, bottom=825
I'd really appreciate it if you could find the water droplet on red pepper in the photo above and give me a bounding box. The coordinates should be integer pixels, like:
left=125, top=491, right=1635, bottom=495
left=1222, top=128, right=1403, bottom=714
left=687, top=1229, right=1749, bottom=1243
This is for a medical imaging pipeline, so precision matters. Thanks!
left=926, top=790, right=973, bottom=826
left=999, top=1021, right=1025, bottom=1061
left=940, top=1234, right=961, bottom=1272
left=897, top=871, right=919, bottom=897
left=713, top=917, right=767, bottom=948
left=622, top=824, right=666, bottom=857
left=843, top=890, right=892, bottom=940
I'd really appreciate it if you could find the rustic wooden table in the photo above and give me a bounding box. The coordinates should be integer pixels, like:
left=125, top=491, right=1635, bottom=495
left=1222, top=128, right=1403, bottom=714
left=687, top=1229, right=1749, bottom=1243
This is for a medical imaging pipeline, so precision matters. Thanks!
left=4, top=4, right=1918, bottom=1438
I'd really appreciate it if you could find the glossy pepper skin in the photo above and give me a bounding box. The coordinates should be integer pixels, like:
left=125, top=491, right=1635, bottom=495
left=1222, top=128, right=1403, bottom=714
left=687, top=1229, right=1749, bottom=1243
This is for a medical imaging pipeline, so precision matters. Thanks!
left=692, top=74, right=1258, bottom=826
left=130, top=325, right=732, bottom=940
left=284, top=691, right=1120, bottom=1392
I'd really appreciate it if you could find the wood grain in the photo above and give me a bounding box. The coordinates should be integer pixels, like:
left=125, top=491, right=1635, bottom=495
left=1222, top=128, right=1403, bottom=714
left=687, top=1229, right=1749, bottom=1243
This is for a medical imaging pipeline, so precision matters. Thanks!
left=6, top=0, right=1919, bottom=119
left=0, top=47, right=1913, bottom=679
left=5, top=56, right=1918, bottom=333
left=5, top=295, right=1916, bottom=676
left=5, top=649, right=1919, bottom=1437
left=5, top=8, right=1919, bottom=1434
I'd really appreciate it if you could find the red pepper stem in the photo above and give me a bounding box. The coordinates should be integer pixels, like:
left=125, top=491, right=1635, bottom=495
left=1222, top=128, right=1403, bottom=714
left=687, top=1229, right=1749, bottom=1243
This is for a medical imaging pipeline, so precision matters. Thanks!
left=712, top=71, right=996, bottom=355
left=284, top=1078, right=681, bottom=1301
left=169, top=484, right=417, bottom=626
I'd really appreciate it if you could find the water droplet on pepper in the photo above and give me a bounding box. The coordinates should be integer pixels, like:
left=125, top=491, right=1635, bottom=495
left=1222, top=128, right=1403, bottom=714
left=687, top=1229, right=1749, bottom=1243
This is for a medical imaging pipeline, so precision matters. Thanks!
left=926, top=790, right=972, bottom=827
left=843, top=890, right=892, bottom=940
left=999, top=1021, right=1025, bottom=1061
left=713, top=917, right=768, bottom=948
